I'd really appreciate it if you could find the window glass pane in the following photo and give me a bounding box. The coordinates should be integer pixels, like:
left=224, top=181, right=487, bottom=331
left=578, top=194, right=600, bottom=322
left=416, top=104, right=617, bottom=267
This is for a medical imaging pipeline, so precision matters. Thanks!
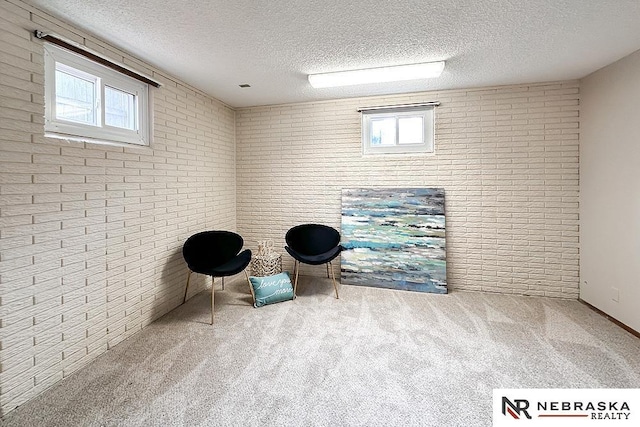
left=398, top=116, right=424, bottom=144
left=105, top=86, right=136, bottom=130
left=55, top=68, right=96, bottom=125
left=45, top=43, right=150, bottom=146
left=370, top=117, right=396, bottom=146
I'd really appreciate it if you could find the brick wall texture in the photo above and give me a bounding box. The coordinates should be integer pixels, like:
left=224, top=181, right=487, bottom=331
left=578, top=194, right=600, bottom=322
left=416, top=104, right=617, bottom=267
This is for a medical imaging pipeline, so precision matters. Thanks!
left=0, top=0, right=236, bottom=414
left=1, top=0, right=580, bottom=417
left=236, top=85, right=580, bottom=298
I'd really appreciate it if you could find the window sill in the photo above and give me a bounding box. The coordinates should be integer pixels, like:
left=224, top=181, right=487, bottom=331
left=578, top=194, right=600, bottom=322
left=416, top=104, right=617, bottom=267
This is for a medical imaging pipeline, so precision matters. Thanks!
left=45, top=132, right=151, bottom=149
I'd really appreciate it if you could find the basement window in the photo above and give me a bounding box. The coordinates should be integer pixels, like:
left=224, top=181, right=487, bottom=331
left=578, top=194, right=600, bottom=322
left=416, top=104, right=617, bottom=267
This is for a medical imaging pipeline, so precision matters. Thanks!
left=44, top=43, right=150, bottom=146
left=361, top=104, right=436, bottom=155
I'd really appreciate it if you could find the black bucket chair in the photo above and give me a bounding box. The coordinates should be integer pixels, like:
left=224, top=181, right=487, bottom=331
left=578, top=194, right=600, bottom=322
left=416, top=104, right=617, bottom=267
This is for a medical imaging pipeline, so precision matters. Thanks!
left=284, top=224, right=342, bottom=299
left=182, top=231, right=253, bottom=324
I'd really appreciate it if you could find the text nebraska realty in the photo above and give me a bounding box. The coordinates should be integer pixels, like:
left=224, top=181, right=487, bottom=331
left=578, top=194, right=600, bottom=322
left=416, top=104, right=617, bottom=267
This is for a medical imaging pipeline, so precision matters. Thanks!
left=504, top=397, right=631, bottom=420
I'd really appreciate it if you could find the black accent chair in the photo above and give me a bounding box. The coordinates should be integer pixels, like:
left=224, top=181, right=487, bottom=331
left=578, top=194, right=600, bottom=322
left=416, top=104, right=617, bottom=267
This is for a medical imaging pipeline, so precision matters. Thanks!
left=284, top=224, right=342, bottom=299
left=182, top=231, right=253, bottom=324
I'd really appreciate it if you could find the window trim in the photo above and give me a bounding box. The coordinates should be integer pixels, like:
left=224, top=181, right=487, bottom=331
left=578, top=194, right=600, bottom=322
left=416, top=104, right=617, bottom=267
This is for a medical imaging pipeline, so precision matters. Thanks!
left=44, top=43, right=151, bottom=147
left=361, top=104, right=436, bottom=155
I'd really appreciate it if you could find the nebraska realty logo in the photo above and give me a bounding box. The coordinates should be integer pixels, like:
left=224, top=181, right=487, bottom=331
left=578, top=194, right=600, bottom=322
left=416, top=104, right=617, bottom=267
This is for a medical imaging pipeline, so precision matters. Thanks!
left=493, top=389, right=639, bottom=426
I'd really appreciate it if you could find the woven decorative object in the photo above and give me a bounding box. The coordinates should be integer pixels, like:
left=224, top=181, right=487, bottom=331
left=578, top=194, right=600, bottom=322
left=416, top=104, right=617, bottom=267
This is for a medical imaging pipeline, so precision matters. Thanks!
left=251, top=239, right=282, bottom=277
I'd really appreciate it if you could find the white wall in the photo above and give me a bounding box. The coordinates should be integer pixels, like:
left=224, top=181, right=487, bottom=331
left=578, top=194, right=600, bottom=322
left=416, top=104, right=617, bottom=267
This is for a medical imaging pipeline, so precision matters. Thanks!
left=580, top=49, right=640, bottom=333
left=0, top=0, right=236, bottom=414
left=236, top=83, right=581, bottom=298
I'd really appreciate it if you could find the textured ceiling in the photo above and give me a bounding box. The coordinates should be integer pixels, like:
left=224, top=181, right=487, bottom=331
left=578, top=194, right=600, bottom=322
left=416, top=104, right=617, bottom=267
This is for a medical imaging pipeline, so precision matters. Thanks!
left=25, top=0, right=640, bottom=108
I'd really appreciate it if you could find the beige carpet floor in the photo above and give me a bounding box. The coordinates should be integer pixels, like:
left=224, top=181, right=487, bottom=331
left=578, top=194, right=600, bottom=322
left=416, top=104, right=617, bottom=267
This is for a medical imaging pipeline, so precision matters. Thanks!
left=2, top=277, right=640, bottom=426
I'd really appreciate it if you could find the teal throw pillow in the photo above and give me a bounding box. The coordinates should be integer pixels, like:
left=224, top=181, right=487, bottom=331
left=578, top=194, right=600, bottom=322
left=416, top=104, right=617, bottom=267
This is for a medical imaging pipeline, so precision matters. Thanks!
left=249, top=272, right=294, bottom=308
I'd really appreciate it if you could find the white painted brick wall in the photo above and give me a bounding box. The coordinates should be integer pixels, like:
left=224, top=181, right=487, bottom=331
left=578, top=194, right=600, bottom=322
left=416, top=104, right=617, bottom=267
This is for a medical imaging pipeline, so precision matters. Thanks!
left=0, top=0, right=237, bottom=415
left=236, top=84, right=580, bottom=299
left=1, top=0, right=581, bottom=417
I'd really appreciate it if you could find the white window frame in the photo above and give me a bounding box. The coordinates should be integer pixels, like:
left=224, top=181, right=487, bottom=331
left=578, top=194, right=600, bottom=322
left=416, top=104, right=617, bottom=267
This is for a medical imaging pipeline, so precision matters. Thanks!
left=362, top=105, right=435, bottom=155
left=44, top=43, right=150, bottom=147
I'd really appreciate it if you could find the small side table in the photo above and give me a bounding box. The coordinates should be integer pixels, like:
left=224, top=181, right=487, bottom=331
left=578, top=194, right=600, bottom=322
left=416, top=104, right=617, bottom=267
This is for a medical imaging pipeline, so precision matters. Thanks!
left=251, top=252, right=282, bottom=277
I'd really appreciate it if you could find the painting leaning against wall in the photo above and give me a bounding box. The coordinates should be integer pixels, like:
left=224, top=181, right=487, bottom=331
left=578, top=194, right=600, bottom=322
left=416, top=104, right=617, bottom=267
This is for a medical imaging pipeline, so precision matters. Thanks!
left=341, top=188, right=447, bottom=294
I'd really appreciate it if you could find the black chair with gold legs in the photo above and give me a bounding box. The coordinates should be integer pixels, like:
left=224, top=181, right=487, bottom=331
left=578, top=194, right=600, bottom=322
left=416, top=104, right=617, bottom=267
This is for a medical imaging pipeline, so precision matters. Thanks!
left=182, top=231, right=252, bottom=324
left=284, top=224, right=342, bottom=299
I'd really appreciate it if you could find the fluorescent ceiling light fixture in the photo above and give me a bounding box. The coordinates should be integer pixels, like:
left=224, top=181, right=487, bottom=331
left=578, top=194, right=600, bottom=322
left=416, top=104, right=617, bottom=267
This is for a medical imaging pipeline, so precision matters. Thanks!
left=308, top=61, right=445, bottom=88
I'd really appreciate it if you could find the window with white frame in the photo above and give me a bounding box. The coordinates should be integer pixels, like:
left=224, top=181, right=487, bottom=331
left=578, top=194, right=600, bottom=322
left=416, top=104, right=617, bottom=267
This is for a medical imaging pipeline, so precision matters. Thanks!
left=361, top=104, right=435, bottom=155
left=44, top=43, right=150, bottom=146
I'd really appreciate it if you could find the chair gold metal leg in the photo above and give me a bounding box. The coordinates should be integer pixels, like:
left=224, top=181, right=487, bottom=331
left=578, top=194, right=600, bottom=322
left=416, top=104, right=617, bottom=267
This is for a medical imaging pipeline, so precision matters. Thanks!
left=211, top=277, right=215, bottom=325
left=329, top=261, right=339, bottom=299
left=326, top=263, right=330, bottom=278
left=222, top=277, right=225, bottom=291
left=293, top=260, right=300, bottom=298
left=183, top=270, right=193, bottom=303
left=245, top=270, right=255, bottom=305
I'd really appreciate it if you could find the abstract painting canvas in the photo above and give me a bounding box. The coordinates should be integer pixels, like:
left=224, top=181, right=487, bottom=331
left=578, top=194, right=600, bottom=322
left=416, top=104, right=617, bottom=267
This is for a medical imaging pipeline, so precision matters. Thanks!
left=341, top=188, right=447, bottom=294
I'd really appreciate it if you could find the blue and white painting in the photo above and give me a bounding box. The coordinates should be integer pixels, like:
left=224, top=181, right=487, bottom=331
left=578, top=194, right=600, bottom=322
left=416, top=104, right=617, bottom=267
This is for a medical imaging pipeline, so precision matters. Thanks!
left=341, top=188, right=447, bottom=294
